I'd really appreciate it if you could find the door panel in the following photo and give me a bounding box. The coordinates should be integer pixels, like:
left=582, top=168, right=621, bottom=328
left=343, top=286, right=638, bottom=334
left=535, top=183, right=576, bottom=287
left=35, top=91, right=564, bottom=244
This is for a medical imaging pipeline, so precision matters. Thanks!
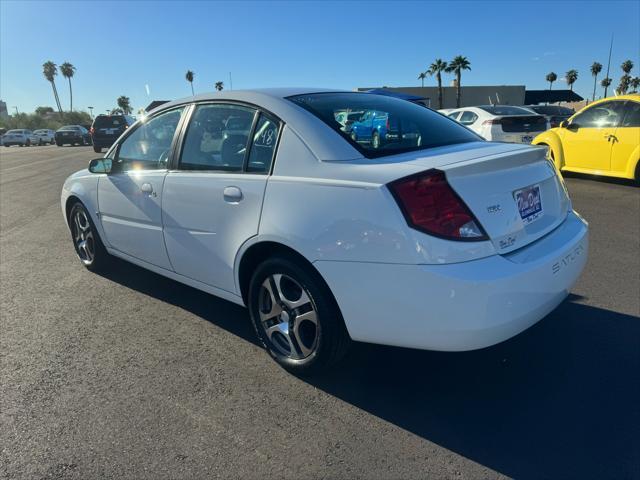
left=162, top=173, right=268, bottom=293
left=98, top=171, right=172, bottom=269
left=97, top=107, right=185, bottom=270
left=611, top=101, right=640, bottom=175
left=562, top=101, right=625, bottom=172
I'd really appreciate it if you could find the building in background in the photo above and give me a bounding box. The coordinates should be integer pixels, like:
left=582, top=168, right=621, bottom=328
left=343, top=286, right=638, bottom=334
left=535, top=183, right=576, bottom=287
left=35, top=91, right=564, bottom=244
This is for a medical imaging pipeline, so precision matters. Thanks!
left=0, top=100, right=8, bottom=119
left=357, top=85, right=526, bottom=109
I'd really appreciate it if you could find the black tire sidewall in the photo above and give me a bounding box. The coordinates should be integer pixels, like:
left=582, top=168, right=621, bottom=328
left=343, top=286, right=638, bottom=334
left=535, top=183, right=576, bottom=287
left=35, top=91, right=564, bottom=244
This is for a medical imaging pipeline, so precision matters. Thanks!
left=68, top=202, right=108, bottom=272
left=248, top=256, right=349, bottom=374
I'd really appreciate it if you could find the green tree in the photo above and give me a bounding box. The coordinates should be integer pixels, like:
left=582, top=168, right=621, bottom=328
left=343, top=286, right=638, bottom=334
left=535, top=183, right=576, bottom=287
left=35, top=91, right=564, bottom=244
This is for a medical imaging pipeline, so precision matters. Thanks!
left=621, top=59, right=634, bottom=74
left=42, top=61, right=62, bottom=115
left=600, top=77, right=612, bottom=97
left=427, top=59, right=448, bottom=109
left=590, top=62, right=602, bottom=101
left=214, top=81, right=224, bottom=91
left=185, top=70, right=195, bottom=95
left=35, top=106, right=55, bottom=116
left=617, top=74, right=631, bottom=95
left=546, top=72, right=558, bottom=90
left=117, top=96, right=132, bottom=115
left=60, top=62, right=76, bottom=111
left=565, top=69, right=578, bottom=91
left=630, top=77, right=640, bottom=93
left=445, top=56, right=471, bottom=108
left=418, top=71, right=426, bottom=87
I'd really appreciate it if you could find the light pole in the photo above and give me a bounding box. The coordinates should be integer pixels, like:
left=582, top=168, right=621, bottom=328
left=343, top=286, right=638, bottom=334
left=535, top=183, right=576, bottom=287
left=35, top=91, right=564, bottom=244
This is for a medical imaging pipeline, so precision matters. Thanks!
left=88, top=106, right=94, bottom=119
left=13, top=106, right=18, bottom=115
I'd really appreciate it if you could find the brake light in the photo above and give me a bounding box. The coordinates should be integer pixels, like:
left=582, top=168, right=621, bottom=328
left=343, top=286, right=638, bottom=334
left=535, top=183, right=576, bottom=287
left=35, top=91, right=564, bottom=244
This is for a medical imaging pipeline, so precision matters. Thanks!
left=388, top=170, right=487, bottom=241
left=482, top=118, right=502, bottom=125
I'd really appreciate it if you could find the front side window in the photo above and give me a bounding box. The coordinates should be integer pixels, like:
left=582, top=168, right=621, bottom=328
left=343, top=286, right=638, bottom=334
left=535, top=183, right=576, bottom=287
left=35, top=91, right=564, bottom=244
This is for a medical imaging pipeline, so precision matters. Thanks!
left=180, top=104, right=256, bottom=171
left=572, top=101, right=625, bottom=128
left=620, top=101, right=640, bottom=128
left=288, top=93, right=480, bottom=158
left=459, top=111, right=478, bottom=125
left=115, top=107, right=184, bottom=171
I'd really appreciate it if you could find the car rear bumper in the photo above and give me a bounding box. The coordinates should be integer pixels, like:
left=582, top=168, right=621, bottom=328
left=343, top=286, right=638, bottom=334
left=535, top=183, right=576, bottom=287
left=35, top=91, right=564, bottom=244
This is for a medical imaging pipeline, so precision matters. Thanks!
left=314, top=210, right=588, bottom=351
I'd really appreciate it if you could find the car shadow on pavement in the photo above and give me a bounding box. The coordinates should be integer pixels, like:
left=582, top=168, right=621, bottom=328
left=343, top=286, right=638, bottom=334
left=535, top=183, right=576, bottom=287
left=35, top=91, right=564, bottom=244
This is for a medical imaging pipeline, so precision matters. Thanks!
left=98, top=260, right=639, bottom=479
left=563, top=171, right=638, bottom=188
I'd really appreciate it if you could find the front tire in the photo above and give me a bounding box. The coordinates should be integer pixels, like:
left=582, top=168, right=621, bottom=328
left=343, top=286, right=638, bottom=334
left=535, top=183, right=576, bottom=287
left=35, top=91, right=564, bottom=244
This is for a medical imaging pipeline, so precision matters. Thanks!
left=248, top=256, right=351, bottom=375
left=93, top=145, right=102, bottom=153
left=68, top=202, right=109, bottom=272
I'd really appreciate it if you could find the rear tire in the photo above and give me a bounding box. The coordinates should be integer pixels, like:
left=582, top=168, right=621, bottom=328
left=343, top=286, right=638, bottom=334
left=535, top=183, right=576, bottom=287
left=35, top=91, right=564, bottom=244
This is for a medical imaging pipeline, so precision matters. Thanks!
left=248, top=255, right=351, bottom=375
left=371, top=131, right=381, bottom=149
left=93, top=145, right=102, bottom=153
left=68, top=202, right=109, bottom=272
left=56, top=142, right=63, bottom=147
left=25, top=139, right=31, bottom=147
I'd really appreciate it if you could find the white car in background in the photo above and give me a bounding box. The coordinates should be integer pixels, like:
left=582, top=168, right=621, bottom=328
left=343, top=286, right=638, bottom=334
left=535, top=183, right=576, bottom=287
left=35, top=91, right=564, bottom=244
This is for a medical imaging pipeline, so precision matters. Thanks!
left=61, top=89, right=588, bottom=374
left=2, top=129, right=39, bottom=147
left=443, top=105, right=547, bottom=143
left=33, top=129, right=56, bottom=145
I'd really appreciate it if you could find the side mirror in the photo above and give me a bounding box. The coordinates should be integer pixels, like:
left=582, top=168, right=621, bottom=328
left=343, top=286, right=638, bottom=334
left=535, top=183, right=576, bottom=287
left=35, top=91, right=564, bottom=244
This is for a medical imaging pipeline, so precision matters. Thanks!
left=566, top=122, right=580, bottom=132
left=88, top=158, right=113, bottom=174
left=559, top=120, right=569, bottom=128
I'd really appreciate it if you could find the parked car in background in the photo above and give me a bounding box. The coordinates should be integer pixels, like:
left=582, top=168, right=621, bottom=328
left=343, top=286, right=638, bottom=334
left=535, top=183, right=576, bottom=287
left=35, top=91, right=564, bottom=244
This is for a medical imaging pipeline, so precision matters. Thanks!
left=90, top=114, right=135, bottom=153
left=61, top=89, right=587, bottom=374
left=55, top=125, right=91, bottom=146
left=443, top=105, right=547, bottom=144
left=2, top=129, right=38, bottom=147
left=533, top=94, right=640, bottom=182
left=33, top=129, right=56, bottom=145
left=525, top=105, right=574, bottom=128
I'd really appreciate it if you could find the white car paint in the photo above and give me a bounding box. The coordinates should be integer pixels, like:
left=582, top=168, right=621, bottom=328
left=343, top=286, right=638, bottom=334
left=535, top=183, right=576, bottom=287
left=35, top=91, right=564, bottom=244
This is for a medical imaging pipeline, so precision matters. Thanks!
left=440, top=105, right=548, bottom=144
left=33, top=129, right=56, bottom=145
left=2, top=129, right=38, bottom=146
left=61, top=89, right=588, bottom=352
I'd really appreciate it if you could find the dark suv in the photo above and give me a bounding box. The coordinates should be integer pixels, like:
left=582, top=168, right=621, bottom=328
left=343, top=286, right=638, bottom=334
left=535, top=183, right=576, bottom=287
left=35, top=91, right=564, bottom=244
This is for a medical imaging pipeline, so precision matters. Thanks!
left=90, top=114, right=135, bottom=153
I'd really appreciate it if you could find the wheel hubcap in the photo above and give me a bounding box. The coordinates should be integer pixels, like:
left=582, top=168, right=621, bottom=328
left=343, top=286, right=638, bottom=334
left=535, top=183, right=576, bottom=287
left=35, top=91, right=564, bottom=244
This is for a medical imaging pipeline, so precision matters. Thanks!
left=72, top=209, right=95, bottom=265
left=258, top=274, right=319, bottom=360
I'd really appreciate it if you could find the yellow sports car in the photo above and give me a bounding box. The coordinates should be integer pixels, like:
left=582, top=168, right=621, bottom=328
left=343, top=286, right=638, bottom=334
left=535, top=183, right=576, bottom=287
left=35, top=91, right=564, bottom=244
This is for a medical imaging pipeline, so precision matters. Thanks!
left=532, top=94, right=640, bottom=182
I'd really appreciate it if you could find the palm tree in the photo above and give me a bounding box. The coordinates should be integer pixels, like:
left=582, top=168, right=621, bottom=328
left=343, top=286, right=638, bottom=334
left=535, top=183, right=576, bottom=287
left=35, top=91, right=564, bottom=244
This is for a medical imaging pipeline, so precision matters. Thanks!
left=418, top=72, right=427, bottom=88
left=60, top=62, right=76, bottom=111
left=617, top=74, right=631, bottom=95
left=590, top=62, right=602, bottom=101
left=546, top=72, right=557, bottom=90
left=565, top=69, right=578, bottom=91
left=601, top=77, right=612, bottom=97
left=185, top=70, right=195, bottom=95
left=621, top=59, right=634, bottom=74
left=630, top=77, right=640, bottom=93
left=42, top=61, right=62, bottom=115
left=427, top=59, right=448, bottom=109
left=445, top=56, right=471, bottom=108
left=117, top=96, right=132, bottom=115
left=214, top=81, right=224, bottom=91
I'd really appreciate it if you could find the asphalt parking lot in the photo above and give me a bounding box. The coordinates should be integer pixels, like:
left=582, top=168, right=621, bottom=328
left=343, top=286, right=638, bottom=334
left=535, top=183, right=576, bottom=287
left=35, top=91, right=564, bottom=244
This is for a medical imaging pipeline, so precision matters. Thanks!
left=1, top=145, right=639, bottom=480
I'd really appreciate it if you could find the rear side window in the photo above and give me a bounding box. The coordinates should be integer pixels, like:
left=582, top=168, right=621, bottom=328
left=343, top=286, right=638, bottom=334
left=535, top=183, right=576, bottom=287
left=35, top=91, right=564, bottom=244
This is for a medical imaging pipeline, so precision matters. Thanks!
left=621, top=101, right=640, bottom=127
left=247, top=113, right=280, bottom=173
left=288, top=92, right=479, bottom=158
left=459, top=111, right=478, bottom=125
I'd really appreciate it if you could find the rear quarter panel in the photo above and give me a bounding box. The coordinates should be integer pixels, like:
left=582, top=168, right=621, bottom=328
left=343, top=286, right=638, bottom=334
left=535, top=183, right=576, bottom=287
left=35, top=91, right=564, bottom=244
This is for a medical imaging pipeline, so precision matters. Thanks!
left=532, top=129, right=565, bottom=168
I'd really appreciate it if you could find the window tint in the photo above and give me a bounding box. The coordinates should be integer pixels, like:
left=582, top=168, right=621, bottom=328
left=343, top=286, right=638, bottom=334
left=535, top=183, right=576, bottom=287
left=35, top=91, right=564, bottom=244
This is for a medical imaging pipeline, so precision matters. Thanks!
left=479, top=105, right=533, bottom=116
left=447, top=112, right=460, bottom=120
left=459, top=111, right=478, bottom=125
left=247, top=113, right=280, bottom=173
left=621, top=101, right=640, bottom=127
left=116, top=108, right=183, bottom=170
left=288, top=93, right=479, bottom=158
left=572, top=101, right=625, bottom=128
left=93, top=115, right=125, bottom=128
left=180, top=104, right=255, bottom=171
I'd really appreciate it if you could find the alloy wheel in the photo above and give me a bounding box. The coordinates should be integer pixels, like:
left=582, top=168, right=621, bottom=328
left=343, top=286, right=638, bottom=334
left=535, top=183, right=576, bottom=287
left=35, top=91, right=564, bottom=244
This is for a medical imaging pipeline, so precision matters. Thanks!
left=71, top=208, right=95, bottom=265
left=258, top=274, right=320, bottom=360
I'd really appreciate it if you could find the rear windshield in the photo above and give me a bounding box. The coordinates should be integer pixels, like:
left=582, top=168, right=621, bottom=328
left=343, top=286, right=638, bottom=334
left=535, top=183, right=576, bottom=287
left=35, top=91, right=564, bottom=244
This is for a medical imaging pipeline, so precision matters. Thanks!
left=93, top=116, right=125, bottom=128
left=59, top=126, right=80, bottom=131
left=7, top=130, right=23, bottom=134
left=288, top=92, right=480, bottom=158
left=527, top=105, right=574, bottom=115
left=479, top=105, right=535, bottom=116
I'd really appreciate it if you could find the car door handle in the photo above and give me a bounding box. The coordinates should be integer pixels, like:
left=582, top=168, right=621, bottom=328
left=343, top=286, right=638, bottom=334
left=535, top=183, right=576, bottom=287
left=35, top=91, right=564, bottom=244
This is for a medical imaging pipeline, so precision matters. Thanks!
left=223, top=186, right=243, bottom=203
left=141, top=183, right=154, bottom=194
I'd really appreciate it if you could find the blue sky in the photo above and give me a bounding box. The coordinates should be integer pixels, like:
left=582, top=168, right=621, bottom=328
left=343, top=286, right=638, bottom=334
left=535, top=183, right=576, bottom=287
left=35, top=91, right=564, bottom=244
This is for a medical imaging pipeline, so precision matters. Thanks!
left=1, top=0, right=639, bottom=115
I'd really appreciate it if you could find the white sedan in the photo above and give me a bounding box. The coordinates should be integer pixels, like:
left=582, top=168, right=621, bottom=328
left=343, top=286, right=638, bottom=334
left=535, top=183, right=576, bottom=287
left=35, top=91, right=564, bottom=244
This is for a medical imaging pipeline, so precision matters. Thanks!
left=33, top=129, right=56, bottom=145
left=61, top=89, right=588, bottom=374
left=443, top=105, right=548, bottom=143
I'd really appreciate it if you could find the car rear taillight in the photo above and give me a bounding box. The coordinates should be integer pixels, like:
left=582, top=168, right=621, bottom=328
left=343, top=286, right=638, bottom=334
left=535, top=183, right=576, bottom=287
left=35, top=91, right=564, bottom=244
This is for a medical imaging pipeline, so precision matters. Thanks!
left=388, top=170, right=487, bottom=241
left=482, top=118, right=502, bottom=125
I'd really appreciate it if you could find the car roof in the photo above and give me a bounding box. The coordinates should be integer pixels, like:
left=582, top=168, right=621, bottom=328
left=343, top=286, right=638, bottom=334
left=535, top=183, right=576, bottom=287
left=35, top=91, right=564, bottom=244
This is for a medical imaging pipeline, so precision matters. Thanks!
left=149, top=88, right=363, bottom=161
